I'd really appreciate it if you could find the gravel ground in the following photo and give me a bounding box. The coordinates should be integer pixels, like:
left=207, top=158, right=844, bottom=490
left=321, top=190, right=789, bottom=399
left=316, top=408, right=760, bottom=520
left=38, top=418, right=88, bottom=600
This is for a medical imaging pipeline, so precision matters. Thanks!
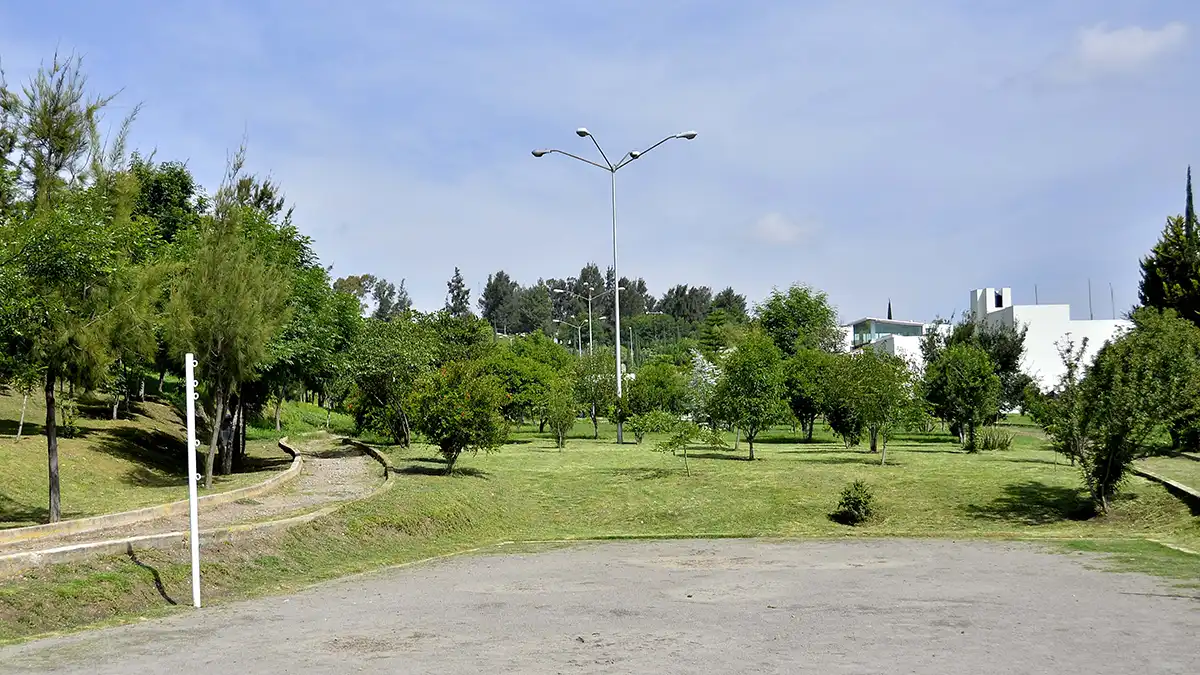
left=2, top=539, right=1197, bottom=674
left=0, top=437, right=382, bottom=555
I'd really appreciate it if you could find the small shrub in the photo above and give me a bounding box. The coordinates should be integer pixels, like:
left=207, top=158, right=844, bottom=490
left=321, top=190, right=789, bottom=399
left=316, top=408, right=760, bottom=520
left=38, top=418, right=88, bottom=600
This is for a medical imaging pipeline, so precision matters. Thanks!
left=979, top=426, right=1014, bottom=451
left=830, top=480, right=875, bottom=526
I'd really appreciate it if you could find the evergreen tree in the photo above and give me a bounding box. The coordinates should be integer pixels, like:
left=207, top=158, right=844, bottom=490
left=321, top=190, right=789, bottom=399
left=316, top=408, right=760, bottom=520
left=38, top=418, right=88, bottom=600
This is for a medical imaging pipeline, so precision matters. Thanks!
left=479, top=270, right=518, bottom=330
left=1140, top=168, right=1200, bottom=326
left=445, top=267, right=471, bottom=318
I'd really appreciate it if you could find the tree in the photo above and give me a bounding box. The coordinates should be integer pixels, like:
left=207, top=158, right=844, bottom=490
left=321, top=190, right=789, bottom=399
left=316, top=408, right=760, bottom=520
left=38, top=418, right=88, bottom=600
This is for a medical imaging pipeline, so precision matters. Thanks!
left=445, top=267, right=471, bottom=318
left=1028, top=335, right=1090, bottom=466
left=685, top=348, right=720, bottom=425
left=931, top=314, right=1031, bottom=411
left=625, top=361, right=686, bottom=416
left=822, top=353, right=866, bottom=448
left=165, top=151, right=291, bottom=487
left=784, top=348, right=830, bottom=441
left=924, top=343, right=1001, bottom=451
left=129, top=154, right=205, bottom=246
left=756, top=284, right=843, bottom=356
left=411, top=359, right=507, bottom=474
left=371, top=278, right=411, bottom=321
left=711, top=286, right=748, bottom=322
left=1140, top=168, right=1200, bottom=327
left=479, top=270, right=518, bottom=331
left=711, top=330, right=786, bottom=460
left=340, top=316, right=434, bottom=446
left=0, top=54, right=153, bottom=522
left=1079, top=308, right=1200, bottom=512
left=574, top=351, right=615, bottom=438
left=659, top=284, right=713, bottom=327
left=852, top=349, right=916, bottom=463
left=486, top=347, right=555, bottom=427
left=512, top=283, right=552, bottom=335
left=543, top=373, right=579, bottom=449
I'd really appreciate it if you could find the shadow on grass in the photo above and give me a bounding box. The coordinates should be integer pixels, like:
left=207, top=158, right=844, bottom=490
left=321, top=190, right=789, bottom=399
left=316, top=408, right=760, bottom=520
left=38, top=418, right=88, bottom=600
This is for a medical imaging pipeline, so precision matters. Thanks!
left=0, top=419, right=42, bottom=437
left=799, top=455, right=903, bottom=467
left=965, top=481, right=1096, bottom=525
left=687, top=451, right=750, bottom=461
left=0, top=492, right=83, bottom=528
left=127, top=545, right=177, bottom=606
left=602, top=467, right=675, bottom=480
left=504, top=439, right=533, bottom=446
left=93, top=427, right=189, bottom=480
left=395, top=464, right=489, bottom=479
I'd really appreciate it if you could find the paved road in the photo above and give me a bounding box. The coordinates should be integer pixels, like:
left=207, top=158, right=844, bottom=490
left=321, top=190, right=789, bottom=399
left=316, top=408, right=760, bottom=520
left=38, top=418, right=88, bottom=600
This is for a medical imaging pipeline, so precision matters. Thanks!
left=2, top=539, right=1197, bottom=674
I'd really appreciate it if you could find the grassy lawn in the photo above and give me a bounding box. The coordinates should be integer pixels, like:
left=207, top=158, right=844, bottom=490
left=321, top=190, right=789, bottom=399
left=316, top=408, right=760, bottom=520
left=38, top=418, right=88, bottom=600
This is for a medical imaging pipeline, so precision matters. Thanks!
left=1, top=417, right=1197, bottom=643
left=1138, top=455, right=1200, bottom=492
left=0, top=383, right=354, bottom=529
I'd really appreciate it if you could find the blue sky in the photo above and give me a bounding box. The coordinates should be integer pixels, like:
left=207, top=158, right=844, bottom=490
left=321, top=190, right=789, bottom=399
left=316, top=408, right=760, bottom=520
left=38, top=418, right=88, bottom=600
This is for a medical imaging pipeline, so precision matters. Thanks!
left=2, top=1, right=1197, bottom=322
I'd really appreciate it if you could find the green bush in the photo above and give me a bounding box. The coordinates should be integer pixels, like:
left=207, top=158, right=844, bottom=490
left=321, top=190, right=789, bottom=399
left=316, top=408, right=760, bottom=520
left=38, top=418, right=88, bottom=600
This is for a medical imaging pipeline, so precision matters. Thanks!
left=830, top=480, right=875, bottom=526
left=978, top=426, right=1014, bottom=451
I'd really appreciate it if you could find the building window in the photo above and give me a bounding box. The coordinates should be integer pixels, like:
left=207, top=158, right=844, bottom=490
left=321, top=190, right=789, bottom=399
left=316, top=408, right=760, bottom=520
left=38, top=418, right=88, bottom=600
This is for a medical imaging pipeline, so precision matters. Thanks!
left=994, top=291, right=1003, bottom=309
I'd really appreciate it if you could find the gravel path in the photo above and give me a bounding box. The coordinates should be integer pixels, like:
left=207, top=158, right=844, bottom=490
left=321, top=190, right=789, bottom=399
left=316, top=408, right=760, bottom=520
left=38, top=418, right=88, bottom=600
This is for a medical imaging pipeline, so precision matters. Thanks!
left=0, top=436, right=382, bottom=555
left=2, top=539, right=1197, bottom=674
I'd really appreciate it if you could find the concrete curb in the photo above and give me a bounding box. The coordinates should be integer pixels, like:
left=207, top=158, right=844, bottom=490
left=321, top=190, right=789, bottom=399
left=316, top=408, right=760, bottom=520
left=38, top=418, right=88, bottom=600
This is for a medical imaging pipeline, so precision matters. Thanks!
left=0, top=438, right=303, bottom=548
left=1180, top=452, right=1200, bottom=463
left=0, top=437, right=393, bottom=577
left=1132, top=467, right=1200, bottom=507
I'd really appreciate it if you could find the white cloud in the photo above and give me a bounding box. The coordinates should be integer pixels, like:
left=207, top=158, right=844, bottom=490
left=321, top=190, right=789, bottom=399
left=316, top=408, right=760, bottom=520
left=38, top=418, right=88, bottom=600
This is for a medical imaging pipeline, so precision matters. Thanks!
left=752, top=213, right=818, bottom=245
left=1067, top=22, right=1187, bottom=77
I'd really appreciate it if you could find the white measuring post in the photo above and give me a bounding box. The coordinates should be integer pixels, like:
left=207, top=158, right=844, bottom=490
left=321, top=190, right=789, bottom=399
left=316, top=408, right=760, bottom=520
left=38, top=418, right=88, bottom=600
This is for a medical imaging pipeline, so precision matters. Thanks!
left=185, top=353, right=202, bottom=608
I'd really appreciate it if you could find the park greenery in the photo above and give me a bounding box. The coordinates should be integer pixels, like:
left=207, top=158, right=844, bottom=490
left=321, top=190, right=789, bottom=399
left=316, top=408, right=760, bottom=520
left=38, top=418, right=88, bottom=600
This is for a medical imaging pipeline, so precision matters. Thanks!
left=1, top=52, right=1200, bottom=642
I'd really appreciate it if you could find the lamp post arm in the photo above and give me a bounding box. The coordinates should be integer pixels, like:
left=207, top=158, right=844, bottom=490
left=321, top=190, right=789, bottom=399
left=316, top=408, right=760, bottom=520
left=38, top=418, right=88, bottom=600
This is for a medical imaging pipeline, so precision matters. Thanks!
left=540, top=149, right=611, bottom=171
left=586, top=134, right=615, bottom=170
left=613, top=134, right=682, bottom=170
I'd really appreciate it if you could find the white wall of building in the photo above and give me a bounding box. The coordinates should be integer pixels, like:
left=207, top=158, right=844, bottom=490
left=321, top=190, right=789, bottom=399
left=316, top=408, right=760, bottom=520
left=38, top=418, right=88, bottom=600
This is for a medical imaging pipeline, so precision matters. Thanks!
left=973, top=288, right=1131, bottom=391
left=871, top=334, right=926, bottom=372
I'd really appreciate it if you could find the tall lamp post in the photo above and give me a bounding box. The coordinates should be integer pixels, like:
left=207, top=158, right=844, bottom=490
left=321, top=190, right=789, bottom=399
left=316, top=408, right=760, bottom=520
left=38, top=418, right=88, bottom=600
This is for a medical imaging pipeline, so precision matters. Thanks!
left=553, top=318, right=586, bottom=357
left=533, top=128, right=697, bottom=443
left=553, top=284, right=623, bottom=355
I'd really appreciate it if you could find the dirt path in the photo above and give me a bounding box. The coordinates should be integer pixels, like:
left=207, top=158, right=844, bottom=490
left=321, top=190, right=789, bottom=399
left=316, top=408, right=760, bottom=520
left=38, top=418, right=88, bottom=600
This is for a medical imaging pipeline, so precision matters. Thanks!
left=2, top=539, right=1196, bottom=674
left=0, top=435, right=382, bottom=555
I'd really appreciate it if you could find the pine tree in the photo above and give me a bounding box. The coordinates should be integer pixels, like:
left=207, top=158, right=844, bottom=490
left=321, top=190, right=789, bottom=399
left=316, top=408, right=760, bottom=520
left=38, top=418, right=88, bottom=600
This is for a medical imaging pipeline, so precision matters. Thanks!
left=445, top=267, right=471, bottom=317
left=1139, top=167, right=1200, bottom=326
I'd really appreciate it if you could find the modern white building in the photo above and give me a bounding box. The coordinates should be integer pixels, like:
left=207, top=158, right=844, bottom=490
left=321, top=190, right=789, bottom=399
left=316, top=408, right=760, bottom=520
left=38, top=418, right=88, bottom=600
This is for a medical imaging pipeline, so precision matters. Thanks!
left=846, top=287, right=1132, bottom=391
left=970, top=287, right=1131, bottom=391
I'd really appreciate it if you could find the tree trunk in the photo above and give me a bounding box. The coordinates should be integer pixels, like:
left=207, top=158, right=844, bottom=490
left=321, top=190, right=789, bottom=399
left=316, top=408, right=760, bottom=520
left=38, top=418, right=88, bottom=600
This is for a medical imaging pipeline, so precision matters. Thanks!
left=112, top=395, right=119, bottom=420
left=880, top=440, right=888, bottom=466
left=229, top=402, right=244, bottom=474
left=539, top=418, right=547, bottom=434
left=157, top=369, right=166, bottom=393
left=274, top=394, right=284, bottom=432
left=45, top=368, right=61, bottom=523
left=747, top=434, right=755, bottom=461
left=400, top=409, right=411, bottom=447
left=734, top=427, right=740, bottom=450
left=237, top=401, right=248, bottom=471
left=205, top=385, right=226, bottom=489
left=805, top=416, right=815, bottom=442
left=139, top=376, right=145, bottom=401
left=325, top=409, right=331, bottom=429
left=869, top=428, right=878, bottom=453
left=17, top=394, right=28, bottom=440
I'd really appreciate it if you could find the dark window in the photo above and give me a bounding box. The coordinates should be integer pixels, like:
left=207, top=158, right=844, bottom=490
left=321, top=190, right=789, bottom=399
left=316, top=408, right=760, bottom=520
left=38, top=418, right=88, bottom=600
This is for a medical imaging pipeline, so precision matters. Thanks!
left=994, top=291, right=1003, bottom=309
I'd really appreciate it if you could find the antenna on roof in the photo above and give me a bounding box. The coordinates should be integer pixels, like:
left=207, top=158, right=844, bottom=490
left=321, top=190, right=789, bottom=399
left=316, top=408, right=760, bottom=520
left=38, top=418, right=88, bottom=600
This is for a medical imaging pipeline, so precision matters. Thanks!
left=1109, top=282, right=1115, bottom=320
left=1088, top=279, right=1094, bottom=320
left=1034, top=284, right=1039, bottom=305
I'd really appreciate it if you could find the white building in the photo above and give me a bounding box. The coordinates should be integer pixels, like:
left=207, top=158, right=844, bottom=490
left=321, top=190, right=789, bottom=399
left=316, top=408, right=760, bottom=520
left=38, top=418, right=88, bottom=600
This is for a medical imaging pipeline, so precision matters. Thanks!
left=845, top=287, right=1132, bottom=391
left=970, top=287, right=1131, bottom=391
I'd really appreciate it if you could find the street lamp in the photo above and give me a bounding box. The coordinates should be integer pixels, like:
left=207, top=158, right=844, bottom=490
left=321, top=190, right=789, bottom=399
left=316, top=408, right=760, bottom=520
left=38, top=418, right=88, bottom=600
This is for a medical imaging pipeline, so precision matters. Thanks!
left=533, top=128, right=697, bottom=443
left=553, top=318, right=585, bottom=357
left=553, top=284, right=624, bottom=356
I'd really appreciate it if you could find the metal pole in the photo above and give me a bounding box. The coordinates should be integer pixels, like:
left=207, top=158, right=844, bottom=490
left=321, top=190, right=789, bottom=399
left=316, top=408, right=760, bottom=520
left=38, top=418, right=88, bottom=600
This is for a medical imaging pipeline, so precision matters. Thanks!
left=587, top=293, right=594, bottom=356
left=612, top=170, right=624, bottom=444
left=576, top=325, right=582, bottom=358
left=1088, top=279, right=1094, bottom=320
left=629, top=325, right=635, bottom=366
left=1110, top=282, right=1116, bottom=320
left=184, top=353, right=201, bottom=608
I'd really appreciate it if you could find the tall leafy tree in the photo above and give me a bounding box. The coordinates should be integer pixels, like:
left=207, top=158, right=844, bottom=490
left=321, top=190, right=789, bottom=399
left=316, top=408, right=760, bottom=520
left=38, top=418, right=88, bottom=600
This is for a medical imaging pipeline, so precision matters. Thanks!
left=479, top=270, right=518, bottom=331
left=340, top=315, right=434, bottom=446
left=711, top=330, right=786, bottom=460
left=165, top=151, right=291, bottom=487
left=445, top=267, right=471, bottom=318
left=0, top=54, right=153, bottom=522
left=513, top=283, right=553, bottom=335
left=711, top=287, right=748, bottom=322
left=852, top=349, right=916, bottom=461
left=756, top=284, right=843, bottom=355
left=412, top=359, right=507, bottom=475
left=784, top=347, right=831, bottom=441
left=923, top=343, right=1000, bottom=450
left=370, top=278, right=411, bottom=320
left=574, top=351, right=615, bottom=438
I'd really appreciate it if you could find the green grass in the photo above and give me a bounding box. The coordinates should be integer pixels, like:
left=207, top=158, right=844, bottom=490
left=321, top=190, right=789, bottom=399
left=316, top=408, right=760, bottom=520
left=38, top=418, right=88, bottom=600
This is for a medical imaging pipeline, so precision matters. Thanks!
left=0, top=383, right=351, bottom=529
left=2, top=417, right=1197, bottom=643
left=1138, top=455, right=1200, bottom=492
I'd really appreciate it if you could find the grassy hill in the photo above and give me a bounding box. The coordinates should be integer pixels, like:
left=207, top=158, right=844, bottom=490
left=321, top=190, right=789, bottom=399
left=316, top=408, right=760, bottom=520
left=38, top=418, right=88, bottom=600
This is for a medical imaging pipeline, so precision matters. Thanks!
left=0, top=382, right=353, bottom=529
